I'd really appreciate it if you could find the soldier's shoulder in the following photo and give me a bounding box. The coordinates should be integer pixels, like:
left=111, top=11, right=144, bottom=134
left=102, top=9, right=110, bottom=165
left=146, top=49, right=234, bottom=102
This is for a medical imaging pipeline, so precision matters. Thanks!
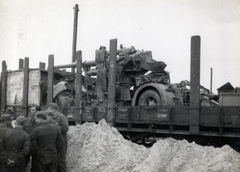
left=58, top=112, right=67, bottom=118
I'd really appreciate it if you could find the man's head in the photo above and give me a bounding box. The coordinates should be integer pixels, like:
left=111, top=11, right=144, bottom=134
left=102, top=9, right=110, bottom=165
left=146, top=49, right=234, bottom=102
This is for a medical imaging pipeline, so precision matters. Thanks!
left=1, top=114, right=11, bottom=121
left=45, top=110, right=57, bottom=124
left=30, top=105, right=41, bottom=113
left=5, top=107, right=14, bottom=120
left=0, top=115, right=9, bottom=127
left=35, top=111, right=47, bottom=125
left=47, top=103, right=58, bottom=114
left=16, top=115, right=25, bottom=127
left=30, top=105, right=41, bottom=120
left=5, top=107, right=13, bottom=114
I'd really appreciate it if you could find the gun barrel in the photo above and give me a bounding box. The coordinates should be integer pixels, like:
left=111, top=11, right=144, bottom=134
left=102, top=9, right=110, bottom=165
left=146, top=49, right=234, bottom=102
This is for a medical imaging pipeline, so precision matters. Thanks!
left=54, top=60, right=96, bottom=69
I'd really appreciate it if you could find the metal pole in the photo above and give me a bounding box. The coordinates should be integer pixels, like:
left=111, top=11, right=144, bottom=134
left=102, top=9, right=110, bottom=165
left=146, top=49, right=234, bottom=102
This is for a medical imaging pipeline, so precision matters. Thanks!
left=71, top=4, right=79, bottom=73
left=107, top=39, right=117, bottom=126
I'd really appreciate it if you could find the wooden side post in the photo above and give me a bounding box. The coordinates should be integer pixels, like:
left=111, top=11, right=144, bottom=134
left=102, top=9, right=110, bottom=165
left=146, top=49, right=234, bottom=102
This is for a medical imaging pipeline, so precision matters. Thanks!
left=107, top=39, right=117, bottom=126
left=19, top=58, right=24, bottom=69
left=39, top=62, right=46, bottom=69
left=22, top=57, right=29, bottom=117
left=0, top=61, right=7, bottom=115
left=75, top=50, right=82, bottom=124
left=190, top=35, right=201, bottom=134
left=71, top=4, right=79, bottom=73
left=47, top=55, right=54, bottom=104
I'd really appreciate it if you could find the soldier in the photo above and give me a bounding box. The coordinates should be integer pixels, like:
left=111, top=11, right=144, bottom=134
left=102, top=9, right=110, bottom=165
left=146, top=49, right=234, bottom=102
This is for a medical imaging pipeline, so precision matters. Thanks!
left=24, top=105, right=41, bottom=172
left=45, top=110, right=59, bottom=126
left=30, top=112, right=64, bottom=172
left=24, top=105, right=41, bottom=134
left=2, top=115, right=30, bottom=172
left=0, top=113, right=12, bottom=128
left=5, top=107, right=15, bottom=127
left=0, top=115, right=10, bottom=171
left=47, top=103, right=68, bottom=172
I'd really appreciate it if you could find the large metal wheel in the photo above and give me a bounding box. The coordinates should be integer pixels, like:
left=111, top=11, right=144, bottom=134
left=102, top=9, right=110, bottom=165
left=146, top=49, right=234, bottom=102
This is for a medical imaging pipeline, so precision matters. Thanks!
left=137, top=89, right=161, bottom=106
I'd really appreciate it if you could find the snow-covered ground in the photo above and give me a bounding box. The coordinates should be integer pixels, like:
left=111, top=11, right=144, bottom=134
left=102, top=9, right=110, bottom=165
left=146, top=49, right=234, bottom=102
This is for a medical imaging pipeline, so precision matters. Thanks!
left=67, top=120, right=240, bottom=172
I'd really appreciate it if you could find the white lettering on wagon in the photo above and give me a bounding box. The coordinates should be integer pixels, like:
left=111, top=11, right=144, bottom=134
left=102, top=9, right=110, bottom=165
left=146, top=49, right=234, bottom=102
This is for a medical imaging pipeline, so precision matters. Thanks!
left=157, top=113, right=168, bottom=118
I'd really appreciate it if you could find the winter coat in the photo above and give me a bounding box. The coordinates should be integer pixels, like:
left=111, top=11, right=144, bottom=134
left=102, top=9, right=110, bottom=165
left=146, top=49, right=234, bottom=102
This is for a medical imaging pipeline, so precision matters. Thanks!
left=0, top=126, right=9, bottom=164
left=30, top=122, right=64, bottom=165
left=53, top=111, right=69, bottom=153
left=2, top=127, right=30, bottom=167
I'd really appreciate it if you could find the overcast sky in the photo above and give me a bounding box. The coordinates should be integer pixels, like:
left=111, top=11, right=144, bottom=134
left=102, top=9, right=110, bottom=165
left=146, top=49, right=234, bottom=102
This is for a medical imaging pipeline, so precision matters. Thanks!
left=0, top=0, right=240, bottom=93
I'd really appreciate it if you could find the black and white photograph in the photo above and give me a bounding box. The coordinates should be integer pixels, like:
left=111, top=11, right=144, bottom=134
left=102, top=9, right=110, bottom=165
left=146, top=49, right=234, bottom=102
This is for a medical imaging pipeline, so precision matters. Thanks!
left=0, top=0, right=240, bottom=172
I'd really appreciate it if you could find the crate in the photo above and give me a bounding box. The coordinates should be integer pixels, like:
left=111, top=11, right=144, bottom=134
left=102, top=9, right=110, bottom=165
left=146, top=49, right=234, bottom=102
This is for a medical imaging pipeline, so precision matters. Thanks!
left=219, top=93, right=240, bottom=106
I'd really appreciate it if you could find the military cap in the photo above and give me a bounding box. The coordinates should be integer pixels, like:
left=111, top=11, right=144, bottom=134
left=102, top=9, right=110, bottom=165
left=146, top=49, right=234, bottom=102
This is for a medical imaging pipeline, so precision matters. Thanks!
left=16, top=115, right=25, bottom=125
left=0, top=114, right=11, bottom=121
left=47, top=102, right=58, bottom=109
left=36, top=111, right=47, bottom=120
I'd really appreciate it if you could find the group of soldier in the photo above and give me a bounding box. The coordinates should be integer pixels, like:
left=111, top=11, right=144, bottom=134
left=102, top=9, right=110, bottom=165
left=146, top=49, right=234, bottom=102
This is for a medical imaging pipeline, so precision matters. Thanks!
left=0, top=103, right=69, bottom=172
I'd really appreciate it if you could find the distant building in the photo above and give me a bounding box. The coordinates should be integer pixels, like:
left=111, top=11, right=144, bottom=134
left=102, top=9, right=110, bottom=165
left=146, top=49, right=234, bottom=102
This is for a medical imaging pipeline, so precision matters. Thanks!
left=217, top=82, right=234, bottom=94
left=235, top=87, right=240, bottom=93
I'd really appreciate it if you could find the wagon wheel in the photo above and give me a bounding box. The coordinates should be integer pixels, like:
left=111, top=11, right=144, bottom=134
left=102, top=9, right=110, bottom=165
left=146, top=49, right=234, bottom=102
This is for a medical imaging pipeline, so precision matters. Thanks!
left=137, top=89, right=161, bottom=106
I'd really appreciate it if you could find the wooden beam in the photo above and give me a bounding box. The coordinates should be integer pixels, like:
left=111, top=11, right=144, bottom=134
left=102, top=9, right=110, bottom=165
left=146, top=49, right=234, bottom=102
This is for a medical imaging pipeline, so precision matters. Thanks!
left=22, top=57, right=29, bottom=117
left=47, top=55, right=54, bottom=104
left=107, top=39, right=117, bottom=126
left=71, top=4, right=79, bottom=73
left=19, top=58, right=24, bottom=69
left=75, top=50, right=82, bottom=124
left=190, top=35, right=201, bottom=134
left=0, top=61, right=7, bottom=115
left=39, top=62, right=45, bottom=69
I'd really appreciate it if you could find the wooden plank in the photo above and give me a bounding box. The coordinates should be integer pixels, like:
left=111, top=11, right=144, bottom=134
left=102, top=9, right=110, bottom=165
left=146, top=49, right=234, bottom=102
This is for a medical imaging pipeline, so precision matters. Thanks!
left=200, top=107, right=220, bottom=126
left=221, top=106, right=240, bottom=126
left=130, top=106, right=140, bottom=121
left=47, top=55, right=54, bottom=104
left=22, top=57, right=29, bottom=117
left=6, top=71, right=24, bottom=105
left=115, top=106, right=129, bottom=122
left=83, top=106, right=95, bottom=121
left=96, top=106, right=107, bottom=121
left=28, top=70, right=41, bottom=106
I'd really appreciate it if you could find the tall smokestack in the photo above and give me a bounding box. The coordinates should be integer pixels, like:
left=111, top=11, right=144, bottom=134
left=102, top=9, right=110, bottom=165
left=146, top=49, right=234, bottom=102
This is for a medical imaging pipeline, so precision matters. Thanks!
left=210, top=68, right=213, bottom=92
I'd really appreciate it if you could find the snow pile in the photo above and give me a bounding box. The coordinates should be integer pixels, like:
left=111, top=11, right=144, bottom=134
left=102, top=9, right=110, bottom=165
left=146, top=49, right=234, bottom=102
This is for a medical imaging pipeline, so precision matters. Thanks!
left=67, top=120, right=148, bottom=172
left=67, top=120, right=240, bottom=172
left=132, top=139, right=240, bottom=172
